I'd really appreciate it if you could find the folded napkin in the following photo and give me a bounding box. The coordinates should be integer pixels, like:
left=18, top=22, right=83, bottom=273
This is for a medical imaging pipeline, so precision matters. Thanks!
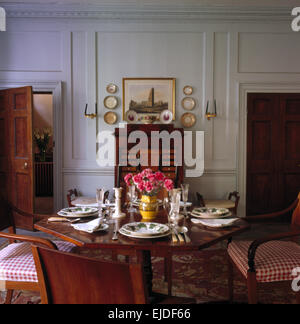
left=71, top=218, right=106, bottom=233
left=191, top=218, right=238, bottom=228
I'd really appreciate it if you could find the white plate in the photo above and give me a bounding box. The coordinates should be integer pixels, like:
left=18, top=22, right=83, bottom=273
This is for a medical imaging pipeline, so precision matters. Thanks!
left=182, top=97, right=196, bottom=111
left=191, top=218, right=238, bottom=228
left=190, top=211, right=232, bottom=219
left=57, top=211, right=98, bottom=218
left=121, top=222, right=170, bottom=237
left=119, top=227, right=171, bottom=239
left=60, top=207, right=99, bottom=216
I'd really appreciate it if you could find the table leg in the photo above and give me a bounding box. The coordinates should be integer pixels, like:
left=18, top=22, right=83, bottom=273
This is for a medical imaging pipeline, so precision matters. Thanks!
left=136, top=250, right=153, bottom=297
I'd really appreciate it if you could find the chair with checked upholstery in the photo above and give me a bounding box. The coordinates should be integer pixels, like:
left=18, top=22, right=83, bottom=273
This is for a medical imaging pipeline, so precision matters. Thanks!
left=227, top=193, right=300, bottom=304
left=0, top=197, right=76, bottom=304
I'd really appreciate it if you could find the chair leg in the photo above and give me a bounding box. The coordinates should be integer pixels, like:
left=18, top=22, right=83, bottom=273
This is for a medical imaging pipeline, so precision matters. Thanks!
left=247, top=271, right=258, bottom=304
left=296, top=291, right=300, bottom=304
left=227, top=256, right=234, bottom=303
left=5, top=290, right=14, bottom=304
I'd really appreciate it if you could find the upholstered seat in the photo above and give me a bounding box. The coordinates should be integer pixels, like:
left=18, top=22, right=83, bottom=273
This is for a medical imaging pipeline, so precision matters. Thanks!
left=0, top=241, right=76, bottom=283
left=228, top=240, right=300, bottom=283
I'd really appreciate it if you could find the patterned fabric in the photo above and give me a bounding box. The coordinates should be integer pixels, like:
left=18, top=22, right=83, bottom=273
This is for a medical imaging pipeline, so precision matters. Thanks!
left=0, top=241, right=76, bottom=283
left=228, top=240, right=300, bottom=283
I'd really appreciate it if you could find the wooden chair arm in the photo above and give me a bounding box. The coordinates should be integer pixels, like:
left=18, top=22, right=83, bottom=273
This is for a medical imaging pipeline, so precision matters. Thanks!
left=243, top=199, right=299, bottom=223
left=0, top=232, right=58, bottom=250
left=247, top=229, right=300, bottom=272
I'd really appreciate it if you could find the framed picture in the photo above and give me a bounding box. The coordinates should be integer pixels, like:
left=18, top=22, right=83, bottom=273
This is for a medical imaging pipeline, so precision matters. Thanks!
left=122, top=78, right=176, bottom=121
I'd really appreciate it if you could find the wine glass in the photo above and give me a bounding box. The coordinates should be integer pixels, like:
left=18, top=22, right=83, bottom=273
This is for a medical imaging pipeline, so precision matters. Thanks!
left=181, top=184, right=190, bottom=215
left=127, top=185, right=137, bottom=213
left=96, top=189, right=105, bottom=219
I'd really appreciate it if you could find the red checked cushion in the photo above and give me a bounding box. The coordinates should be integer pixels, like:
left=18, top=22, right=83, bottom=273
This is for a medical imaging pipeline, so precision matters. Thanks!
left=228, top=240, right=300, bottom=283
left=0, top=241, right=76, bottom=283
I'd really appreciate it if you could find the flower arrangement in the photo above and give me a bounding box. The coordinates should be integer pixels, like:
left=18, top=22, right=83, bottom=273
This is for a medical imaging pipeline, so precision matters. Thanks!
left=124, top=168, right=174, bottom=196
left=33, top=128, right=52, bottom=162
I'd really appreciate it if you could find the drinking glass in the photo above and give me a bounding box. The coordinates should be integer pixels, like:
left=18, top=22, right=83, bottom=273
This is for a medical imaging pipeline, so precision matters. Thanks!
left=96, top=189, right=105, bottom=218
left=181, top=183, right=190, bottom=215
left=127, top=185, right=137, bottom=213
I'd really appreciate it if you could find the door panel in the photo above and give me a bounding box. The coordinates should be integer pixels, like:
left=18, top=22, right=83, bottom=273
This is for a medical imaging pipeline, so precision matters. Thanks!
left=247, top=93, right=300, bottom=215
left=8, top=86, right=34, bottom=218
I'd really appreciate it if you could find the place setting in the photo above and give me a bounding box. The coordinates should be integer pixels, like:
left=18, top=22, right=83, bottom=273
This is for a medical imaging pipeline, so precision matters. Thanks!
left=189, top=207, right=239, bottom=229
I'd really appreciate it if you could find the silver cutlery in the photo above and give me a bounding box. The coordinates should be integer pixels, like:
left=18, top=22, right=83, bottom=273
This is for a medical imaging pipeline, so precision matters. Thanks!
left=178, top=226, right=191, bottom=243
left=112, top=230, right=118, bottom=241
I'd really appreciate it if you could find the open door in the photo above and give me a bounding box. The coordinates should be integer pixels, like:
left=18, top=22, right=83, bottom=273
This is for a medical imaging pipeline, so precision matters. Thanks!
left=0, top=86, right=34, bottom=229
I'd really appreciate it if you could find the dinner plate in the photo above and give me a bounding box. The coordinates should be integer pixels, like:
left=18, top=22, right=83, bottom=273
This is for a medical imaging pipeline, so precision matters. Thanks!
left=121, top=222, right=170, bottom=237
left=190, top=207, right=232, bottom=219
left=191, top=218, right=238, bottom=228
left=119, top=227, right=171, bottom=239
left=60, top=207, right=98, bottom=216
left=180, top=201, right=192, bottom=207
left=57, top=211, right=98, bottom=218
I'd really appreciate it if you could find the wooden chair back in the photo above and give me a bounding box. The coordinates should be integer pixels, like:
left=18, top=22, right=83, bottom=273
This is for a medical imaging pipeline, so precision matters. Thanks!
left=32, top=245, right=148, bottom=304
left=196, top=193, right=205, bottom=207
left=228, top=191, right=240, bottom=215
left=67, top=189, right=78, bottom=207
left=291, top=193, right=300, bottom=227
left=0, top=195, right=13, bottom=232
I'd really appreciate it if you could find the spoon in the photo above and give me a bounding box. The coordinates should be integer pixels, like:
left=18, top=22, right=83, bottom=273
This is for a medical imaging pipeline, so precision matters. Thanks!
left=178, top=226, right=191, bottom=243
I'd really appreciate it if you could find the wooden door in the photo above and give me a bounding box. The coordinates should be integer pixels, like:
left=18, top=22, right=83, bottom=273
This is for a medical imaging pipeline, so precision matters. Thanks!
left=8, top=87, right=34, bottom=215
left=247, top=93, right=300, bottom=215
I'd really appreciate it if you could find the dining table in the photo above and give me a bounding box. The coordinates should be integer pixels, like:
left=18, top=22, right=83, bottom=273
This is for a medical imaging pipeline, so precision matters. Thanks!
left=34, top=208, right=250, bottom=299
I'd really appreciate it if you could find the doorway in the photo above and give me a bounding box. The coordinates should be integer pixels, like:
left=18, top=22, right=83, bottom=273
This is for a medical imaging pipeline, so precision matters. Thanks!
left=33, top=93, right=54, bottom=214
left=246, top=93, right=300, bottom=216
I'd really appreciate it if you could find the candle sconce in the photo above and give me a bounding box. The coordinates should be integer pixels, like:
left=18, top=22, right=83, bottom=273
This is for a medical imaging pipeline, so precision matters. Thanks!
left=205, top=100, right=217, bottom=120
left=84, top=103, right=98, bottom=119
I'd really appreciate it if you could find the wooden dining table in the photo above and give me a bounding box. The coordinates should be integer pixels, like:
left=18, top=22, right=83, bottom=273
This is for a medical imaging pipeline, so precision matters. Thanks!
left=34, top=210, right=250, bottom=298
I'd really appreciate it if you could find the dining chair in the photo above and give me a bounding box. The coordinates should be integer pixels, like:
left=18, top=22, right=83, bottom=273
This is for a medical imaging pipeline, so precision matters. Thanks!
left=66, top=189, right=78, bottom=207
left=67, top=189, right=110, bottom=207
left=32, top=245, right=196, bottom=304
left=0, top=197, right=76, bottom=304
left=196, top=191, right=240, bottom=215
left=227, top=192, right=300, bottom=304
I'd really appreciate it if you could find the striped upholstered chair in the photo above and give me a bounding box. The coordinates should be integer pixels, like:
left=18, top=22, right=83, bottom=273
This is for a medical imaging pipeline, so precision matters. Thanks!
left=227, top=193, right=300, bottom=304
left=0, top=198, right=76, bottom=304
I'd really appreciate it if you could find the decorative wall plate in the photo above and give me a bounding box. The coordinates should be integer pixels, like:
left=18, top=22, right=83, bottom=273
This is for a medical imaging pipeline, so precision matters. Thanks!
left=181, top=113, right=196, bottom=128
left=183, top=85, right=193, bottom=96
left=104, top=111, right=118, bottom=125
left=160, top=110, right=173, bottom=124
left=125, top=110, right=138, bottom=124
left=106, top=83, right=118, bottom=94
left=104, top=96, right=118, bottom=109
left=182, top=97, right=196, bottom=111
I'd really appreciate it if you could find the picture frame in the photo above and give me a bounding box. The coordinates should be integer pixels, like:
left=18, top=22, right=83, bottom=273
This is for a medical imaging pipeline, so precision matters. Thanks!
left=122, top=78, right=176, bottom=121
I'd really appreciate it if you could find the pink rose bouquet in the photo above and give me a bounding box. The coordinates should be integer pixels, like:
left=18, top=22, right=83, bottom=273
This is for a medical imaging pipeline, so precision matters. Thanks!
left=124, top=169, right=174, bottom=196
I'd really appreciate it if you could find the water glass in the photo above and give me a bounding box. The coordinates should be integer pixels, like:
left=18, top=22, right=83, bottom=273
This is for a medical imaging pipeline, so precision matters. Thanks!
left=181, top=183, right=190, bottom=215
left=127, top=185, right=137, bottom=212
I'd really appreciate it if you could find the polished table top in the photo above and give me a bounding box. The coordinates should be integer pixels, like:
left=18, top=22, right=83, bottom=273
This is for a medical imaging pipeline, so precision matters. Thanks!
left=34, top=210, right=250, bottom=252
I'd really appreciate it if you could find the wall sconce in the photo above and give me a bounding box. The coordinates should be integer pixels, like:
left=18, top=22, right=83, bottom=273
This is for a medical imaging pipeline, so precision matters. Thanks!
left=205, top=100, right=217, bottom=120
left=84, top=103, right=98, bottom=119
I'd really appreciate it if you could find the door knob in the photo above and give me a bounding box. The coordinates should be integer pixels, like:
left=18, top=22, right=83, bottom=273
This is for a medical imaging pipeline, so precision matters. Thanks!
left=24, top=162, right=28, bottom=169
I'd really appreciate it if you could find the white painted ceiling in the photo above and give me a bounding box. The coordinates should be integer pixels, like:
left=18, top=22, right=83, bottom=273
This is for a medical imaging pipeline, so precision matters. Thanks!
left=0, top=0, right=298, bottom=7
